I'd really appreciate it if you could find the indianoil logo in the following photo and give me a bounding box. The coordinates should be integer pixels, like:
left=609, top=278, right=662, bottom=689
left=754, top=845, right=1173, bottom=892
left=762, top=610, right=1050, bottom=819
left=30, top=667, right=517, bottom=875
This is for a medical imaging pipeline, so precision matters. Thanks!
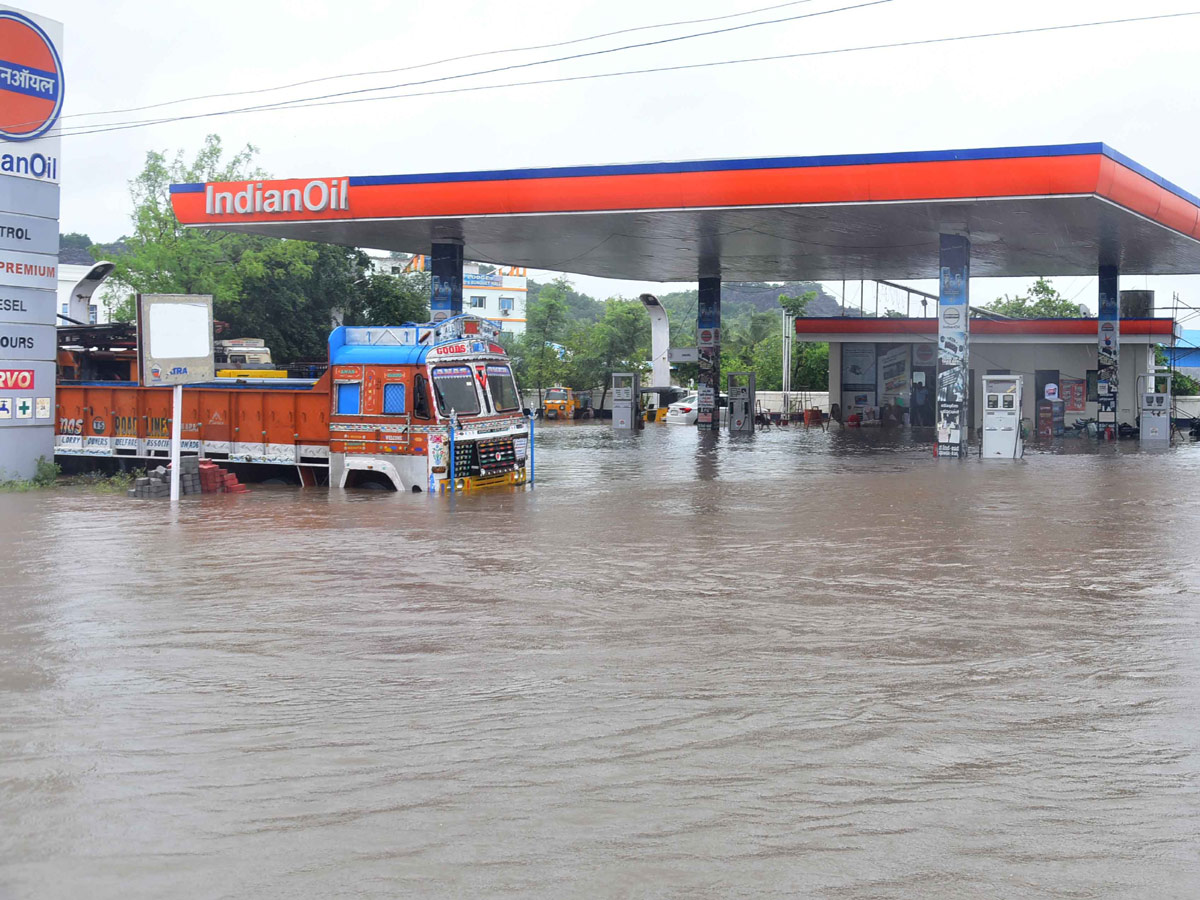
left=0, top=10, right=64, bottom=142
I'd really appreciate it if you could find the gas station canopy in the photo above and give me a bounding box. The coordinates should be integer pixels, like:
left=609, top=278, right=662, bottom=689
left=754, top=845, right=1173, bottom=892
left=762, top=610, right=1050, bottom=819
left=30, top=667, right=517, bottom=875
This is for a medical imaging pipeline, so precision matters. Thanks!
left=170, top=143, right=1200, bottom=282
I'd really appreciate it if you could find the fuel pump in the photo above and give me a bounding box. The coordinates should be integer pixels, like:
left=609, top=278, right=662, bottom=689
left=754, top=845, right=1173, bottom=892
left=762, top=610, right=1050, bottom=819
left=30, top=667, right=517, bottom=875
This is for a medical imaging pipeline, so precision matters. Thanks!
left=1137, top=371, right=1172, bottom=445
left=981, top=374, right=1023, bottom=459
left=727, top=372, right=756, bottom=432
left=611, top=372, right=642, bottom=430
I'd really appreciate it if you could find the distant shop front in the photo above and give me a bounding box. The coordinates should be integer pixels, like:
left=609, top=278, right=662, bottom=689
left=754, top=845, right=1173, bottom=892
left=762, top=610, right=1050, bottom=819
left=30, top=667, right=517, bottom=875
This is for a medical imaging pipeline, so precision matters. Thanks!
left=797, top=317, right=1177, bottom=433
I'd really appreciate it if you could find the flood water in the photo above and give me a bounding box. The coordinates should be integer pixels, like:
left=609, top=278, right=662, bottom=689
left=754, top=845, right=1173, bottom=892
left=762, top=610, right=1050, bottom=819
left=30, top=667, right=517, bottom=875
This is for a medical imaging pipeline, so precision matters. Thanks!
left=3, top=424, right=1200, bottom=899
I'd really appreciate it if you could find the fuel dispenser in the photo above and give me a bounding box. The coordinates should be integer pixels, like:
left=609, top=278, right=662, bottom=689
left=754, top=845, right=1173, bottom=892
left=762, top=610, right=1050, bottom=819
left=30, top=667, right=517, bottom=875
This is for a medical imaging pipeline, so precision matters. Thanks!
left=981, top=374, right=1023, bottom=459
left=611, top=372, right=642, bottom=430
left=1137, top=372, right=1172, bottom=445
left=727, top=372, right=756, bottom=433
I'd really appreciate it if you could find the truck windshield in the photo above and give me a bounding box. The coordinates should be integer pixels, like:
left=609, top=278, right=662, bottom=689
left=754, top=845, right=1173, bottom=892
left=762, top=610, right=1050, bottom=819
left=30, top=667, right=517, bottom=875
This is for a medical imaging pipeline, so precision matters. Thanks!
left=545, top=389, right=567, bottom=401
left=431, top=366, right=480, bottom=416
left=487, top=365, right=521, bottom=411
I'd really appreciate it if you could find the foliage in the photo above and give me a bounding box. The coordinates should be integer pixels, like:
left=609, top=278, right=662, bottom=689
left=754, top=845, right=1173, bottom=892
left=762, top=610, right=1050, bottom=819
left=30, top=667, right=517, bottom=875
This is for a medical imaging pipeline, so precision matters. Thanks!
left=518, top=276, right=573, bottom=404
left=1156, top=346, right=1200, bottom=395
left=102, top=135, right=428, bottom=362
left=578, top=299, right=650, bottom=407
left=778, top=291, right=814, bottom=318
left=982, top=278, right=1083, bottom=319
left=0, top=456, right=60, bottom=492
left=61, top=232, right=93, bottom=252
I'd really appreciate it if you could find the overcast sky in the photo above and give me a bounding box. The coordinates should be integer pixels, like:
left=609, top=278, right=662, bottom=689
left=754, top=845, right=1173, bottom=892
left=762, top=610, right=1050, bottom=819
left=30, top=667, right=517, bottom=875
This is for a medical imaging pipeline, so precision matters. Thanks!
left=34, top=0, right=1200, bottom=317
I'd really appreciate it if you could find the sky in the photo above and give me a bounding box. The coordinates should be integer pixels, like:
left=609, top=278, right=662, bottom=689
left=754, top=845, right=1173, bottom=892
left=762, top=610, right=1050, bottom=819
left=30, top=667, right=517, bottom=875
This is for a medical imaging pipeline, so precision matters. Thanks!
left=31, top=0, right=1200, bottom=320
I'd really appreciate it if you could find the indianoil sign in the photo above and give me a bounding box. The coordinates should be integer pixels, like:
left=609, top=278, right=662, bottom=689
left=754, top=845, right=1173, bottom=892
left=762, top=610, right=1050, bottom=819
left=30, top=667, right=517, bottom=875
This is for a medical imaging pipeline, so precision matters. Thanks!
left=0, top=5, right=61, bottom=480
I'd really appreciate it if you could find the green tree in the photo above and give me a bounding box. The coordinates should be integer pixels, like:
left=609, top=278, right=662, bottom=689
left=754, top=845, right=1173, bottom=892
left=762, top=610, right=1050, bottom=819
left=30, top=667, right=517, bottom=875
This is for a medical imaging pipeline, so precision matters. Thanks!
left=577, top=299, right=650, bottom=407
left=350, top=270, right=429, bottom=327
left=521, top=275, right=572, bottom=406
left=983, top=278, right=1082, bottom=318
left=779, top=291, right=814, bottom=318
left=60, top=232, right=93, bottom=253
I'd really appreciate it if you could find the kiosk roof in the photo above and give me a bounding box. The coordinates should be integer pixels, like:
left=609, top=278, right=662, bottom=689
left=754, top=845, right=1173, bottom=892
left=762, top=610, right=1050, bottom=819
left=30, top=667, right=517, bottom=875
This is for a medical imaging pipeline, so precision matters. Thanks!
left=171, top=143, right=1200, bottom=282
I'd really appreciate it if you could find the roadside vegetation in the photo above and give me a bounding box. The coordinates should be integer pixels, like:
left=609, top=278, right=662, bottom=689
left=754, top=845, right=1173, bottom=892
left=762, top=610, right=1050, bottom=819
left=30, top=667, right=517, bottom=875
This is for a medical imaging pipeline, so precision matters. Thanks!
left=0, top=459, right=141, bottom=494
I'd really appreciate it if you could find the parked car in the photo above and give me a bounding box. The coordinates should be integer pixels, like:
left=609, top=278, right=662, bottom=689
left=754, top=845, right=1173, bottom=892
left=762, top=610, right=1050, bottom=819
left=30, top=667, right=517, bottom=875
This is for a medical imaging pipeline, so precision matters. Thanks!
left=665, top=392, right=728, bottom=426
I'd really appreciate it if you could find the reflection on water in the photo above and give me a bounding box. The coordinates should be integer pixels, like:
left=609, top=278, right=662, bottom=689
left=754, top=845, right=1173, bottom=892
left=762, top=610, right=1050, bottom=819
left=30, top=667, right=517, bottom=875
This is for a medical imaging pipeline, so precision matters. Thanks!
left=3, top=424, right=1200, bottom=899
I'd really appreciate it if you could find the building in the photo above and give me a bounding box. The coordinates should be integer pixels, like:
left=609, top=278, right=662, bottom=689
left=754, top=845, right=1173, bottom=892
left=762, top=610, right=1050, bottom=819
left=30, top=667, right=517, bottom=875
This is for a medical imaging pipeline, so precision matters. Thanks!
left=795, top=316, right=1177, bottom=430
left=366, top=251, right=528, bottom=335
left=57, top=262, right=114, bottom=325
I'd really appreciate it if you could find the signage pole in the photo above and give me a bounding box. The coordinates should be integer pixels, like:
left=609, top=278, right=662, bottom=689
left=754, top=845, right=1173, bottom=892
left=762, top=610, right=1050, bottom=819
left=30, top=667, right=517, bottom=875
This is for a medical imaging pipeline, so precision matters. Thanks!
left=169, top=383, right=182, bottom=503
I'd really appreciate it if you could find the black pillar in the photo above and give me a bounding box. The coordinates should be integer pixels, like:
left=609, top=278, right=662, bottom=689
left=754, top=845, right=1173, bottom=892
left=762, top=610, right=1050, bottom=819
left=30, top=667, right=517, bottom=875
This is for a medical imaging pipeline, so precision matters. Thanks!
left=936, top=234, right=970, bottom=458
left=697, top=276, right=721, bottom=430
left=1097, top=265, right=1120, bottom=431
left=430, top=240, right=464, bottom=322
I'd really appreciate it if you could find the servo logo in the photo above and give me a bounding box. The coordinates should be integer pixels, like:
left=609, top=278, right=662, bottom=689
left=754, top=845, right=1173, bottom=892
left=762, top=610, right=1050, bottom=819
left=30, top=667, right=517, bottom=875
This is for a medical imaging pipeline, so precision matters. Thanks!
left=0, top=10, right=64, bottom=142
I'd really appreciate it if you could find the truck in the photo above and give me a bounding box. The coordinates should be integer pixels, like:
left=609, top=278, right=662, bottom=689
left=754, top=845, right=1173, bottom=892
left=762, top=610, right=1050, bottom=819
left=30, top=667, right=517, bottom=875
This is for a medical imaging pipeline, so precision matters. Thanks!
left=54, top=315, right=531, bottom=492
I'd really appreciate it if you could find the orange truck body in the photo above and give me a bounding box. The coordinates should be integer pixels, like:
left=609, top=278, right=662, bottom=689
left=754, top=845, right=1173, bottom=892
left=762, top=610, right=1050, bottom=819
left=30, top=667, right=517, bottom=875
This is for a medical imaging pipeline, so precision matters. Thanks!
left=54, top=316, right=530, bottom=492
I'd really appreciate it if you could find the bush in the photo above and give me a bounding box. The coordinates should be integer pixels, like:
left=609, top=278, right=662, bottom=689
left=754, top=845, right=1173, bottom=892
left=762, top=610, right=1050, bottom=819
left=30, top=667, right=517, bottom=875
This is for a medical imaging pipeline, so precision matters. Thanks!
left=33, top=457, right=60, bottom=487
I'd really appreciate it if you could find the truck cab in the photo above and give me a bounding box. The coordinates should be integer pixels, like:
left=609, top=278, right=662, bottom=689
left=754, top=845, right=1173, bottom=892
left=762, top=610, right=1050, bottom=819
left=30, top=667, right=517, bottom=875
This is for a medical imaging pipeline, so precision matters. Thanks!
left=328, top=315, right=530, bottom=492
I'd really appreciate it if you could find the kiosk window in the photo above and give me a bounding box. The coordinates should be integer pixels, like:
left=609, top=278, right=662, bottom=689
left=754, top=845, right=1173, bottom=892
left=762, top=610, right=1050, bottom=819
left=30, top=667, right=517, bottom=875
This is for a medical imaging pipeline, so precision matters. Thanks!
left=337, top=382, right=360, bottom=415
left=431, top=366, right=480, bottom=415
left=383, top=382, right=406, bottom=414
left=987, top=395, right=999, bottom=408
left=1002, top=395, right=1014, bottom=409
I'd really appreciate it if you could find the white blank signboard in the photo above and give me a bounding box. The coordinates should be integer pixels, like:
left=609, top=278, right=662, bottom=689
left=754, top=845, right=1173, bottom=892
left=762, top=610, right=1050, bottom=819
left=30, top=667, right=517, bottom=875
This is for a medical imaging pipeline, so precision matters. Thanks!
left=138, top=294, right=215, bottom=385
left=149, top=302, right=211, bottom=357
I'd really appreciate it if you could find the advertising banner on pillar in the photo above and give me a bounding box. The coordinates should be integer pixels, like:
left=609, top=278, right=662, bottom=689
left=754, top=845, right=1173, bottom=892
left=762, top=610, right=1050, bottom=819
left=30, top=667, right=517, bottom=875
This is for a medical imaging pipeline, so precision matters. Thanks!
left=429, top=242, right=463, bottom=322
left=936, top=234, right=970, bottom=457
left=1097, top=266, right=1119, bottom=424
left=696, top=278, right=721, bottom=429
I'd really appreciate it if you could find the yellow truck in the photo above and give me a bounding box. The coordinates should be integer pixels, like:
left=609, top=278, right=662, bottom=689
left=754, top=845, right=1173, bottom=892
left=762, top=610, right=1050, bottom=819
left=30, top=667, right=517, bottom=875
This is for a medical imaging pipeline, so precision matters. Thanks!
left=542, top=387, right=592, bottom=420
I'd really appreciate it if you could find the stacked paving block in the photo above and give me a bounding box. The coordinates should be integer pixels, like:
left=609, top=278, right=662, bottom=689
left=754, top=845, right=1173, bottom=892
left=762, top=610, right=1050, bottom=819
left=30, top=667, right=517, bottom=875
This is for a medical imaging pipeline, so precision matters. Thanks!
left=198, top=460, right=249, bottom=494
left=126, top=457, right=249, bottom=499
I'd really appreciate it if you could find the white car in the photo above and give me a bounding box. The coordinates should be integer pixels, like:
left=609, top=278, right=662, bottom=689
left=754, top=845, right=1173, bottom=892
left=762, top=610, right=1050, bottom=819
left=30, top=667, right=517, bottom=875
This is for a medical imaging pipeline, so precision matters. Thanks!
left=665, top=393, right=728, bottom=426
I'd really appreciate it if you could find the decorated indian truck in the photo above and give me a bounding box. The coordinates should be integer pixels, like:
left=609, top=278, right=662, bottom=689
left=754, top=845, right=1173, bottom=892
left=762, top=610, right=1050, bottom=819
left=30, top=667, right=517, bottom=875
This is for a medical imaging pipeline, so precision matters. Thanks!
left=54, top=315, right=531, bottom=492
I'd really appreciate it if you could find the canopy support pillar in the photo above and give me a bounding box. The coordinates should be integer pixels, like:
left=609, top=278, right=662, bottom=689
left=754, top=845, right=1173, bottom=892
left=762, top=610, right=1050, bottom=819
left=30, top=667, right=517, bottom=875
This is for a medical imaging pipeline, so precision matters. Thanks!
left=697, top=276, right=721, bottom=431
left=430, top=240, right=464, bottom=322
left=1097, top=265, right=1120, bottom=435
left=936, top=234, right=970, bottom=458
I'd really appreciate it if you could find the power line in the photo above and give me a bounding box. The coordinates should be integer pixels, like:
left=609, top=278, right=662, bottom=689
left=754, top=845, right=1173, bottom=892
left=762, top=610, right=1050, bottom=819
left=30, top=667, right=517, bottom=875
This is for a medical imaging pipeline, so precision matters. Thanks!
left=58, top=9, right=1200, bottom=139
left=52, top=0, right=889, bottom=136
left=64, top=0, right=825, bottom=121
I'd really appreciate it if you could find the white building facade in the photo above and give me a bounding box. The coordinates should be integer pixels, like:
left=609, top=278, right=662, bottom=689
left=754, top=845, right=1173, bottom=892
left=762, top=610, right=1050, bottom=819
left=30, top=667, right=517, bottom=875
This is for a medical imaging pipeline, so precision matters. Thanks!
left=367, top=252, right=527, bottom=335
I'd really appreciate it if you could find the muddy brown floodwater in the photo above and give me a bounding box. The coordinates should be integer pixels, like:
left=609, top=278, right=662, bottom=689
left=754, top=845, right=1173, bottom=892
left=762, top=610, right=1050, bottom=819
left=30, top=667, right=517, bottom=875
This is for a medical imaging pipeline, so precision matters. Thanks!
left=2, top=424, right=1200, bottom=899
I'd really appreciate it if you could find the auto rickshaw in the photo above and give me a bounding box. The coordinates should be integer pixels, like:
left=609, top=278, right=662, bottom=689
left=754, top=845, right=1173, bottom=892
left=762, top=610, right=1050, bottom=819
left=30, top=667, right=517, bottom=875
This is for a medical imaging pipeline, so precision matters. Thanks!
left=542, top=387, right=592, bottom=420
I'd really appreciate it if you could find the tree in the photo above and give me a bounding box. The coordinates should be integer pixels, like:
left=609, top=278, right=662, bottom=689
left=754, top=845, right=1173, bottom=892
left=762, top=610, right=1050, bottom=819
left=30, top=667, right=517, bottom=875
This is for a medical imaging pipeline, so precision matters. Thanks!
left=349, top=269, right=429, bottom=327
left=779, top=291, right=814, bottom=318
left=579, top=299, right=650, bottom=408
left=982, top=278, right=1083, bottom=318
left=60, top=232, right=93, bottom=252
left=521, top=275, right=572, bottom=406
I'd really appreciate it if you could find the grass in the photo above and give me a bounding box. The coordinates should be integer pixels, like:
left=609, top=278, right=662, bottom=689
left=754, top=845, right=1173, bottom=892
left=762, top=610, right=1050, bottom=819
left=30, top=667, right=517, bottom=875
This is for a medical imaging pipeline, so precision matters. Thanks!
left=0, top=458, right=142, bottom=494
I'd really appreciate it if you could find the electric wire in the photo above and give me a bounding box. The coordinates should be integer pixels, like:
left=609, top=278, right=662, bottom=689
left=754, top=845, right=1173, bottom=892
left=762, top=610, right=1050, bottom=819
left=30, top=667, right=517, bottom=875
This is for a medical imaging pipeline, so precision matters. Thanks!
left=63, top=0, right=825, bottom=121
left=43, top=0, right=888, bottom=136
left=54, top=8, right=1198, bottom=139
